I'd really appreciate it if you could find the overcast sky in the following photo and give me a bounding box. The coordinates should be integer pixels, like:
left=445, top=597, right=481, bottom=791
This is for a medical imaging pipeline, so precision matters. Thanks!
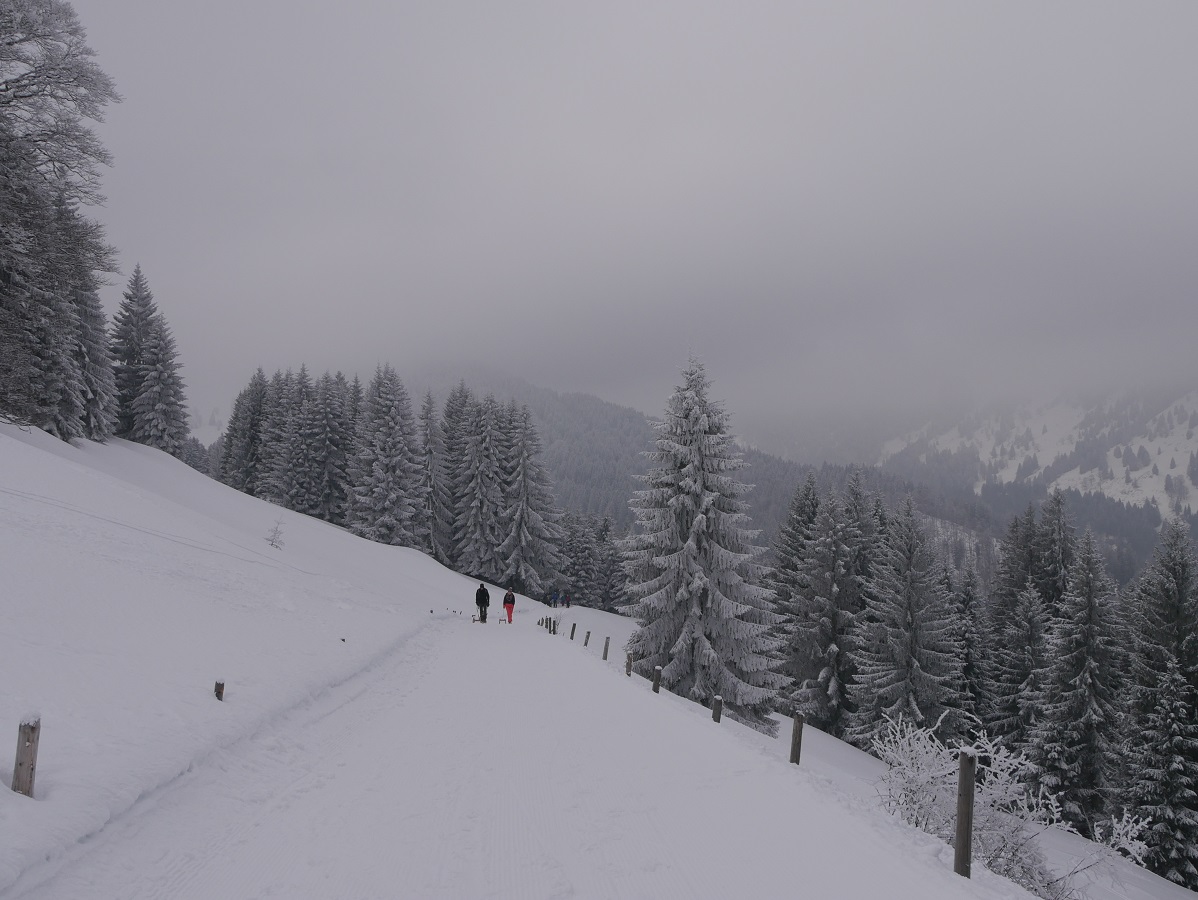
left=71, top=1, right=1198, bottom=445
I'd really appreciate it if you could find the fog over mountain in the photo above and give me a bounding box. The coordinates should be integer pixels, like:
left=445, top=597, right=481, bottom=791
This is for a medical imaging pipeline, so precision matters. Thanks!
left=72, top=1, right=1198, bottom=460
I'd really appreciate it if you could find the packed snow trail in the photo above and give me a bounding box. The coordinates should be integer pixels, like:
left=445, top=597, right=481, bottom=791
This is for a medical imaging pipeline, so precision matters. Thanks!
left=6, top=607, right=1021, bottom=900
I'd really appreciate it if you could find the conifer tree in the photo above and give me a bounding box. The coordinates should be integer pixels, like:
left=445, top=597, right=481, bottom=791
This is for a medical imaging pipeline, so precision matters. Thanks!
left=128, top=315, right=189, bottom=455
left=497, top=405, right=563, bottom=594
left=292, top=371, right=351, bottom=523
left=1035, top=488, right=1076, bottom=617
left=784, top=494, right=858, bottom=736
left=990, top=504, right=1040, bottom=630
left=419, top=390, right=453, bottom=565
left=440, top=381, right=475, bottom=566
left=347, top=365, right=424, bottom=544
left=846, top=497, right=965, bottom=748
left=988, top=581, right=1051, bottom=752
left=453, top=394, right=506, bottom=581
left=220, top=369, right=269, bottom=494
left=110, top=265, right=159, bottom=437
left=72, top=287, right=117, bottom=440
left=1126, top=660, right=1198, bottom=889
left=258, top=367, right=310, bottom=507
left=770, top=473, right=820, bottom=643
left=1030, top=530, right=1123, bottom=836
left=623, top=359, right=782, bottom=733
left=954, top=565, right=993, bottom=731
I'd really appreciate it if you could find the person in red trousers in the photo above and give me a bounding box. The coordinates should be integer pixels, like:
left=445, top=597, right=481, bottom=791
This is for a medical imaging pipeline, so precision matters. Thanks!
left=502, top=588, right=515, bottom=623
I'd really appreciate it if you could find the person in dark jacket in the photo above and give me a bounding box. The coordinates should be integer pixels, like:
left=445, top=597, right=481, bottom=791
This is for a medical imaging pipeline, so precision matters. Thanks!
left=502, top=588, right=515, bottom=624
left=475, top=583, right=490, bottom=623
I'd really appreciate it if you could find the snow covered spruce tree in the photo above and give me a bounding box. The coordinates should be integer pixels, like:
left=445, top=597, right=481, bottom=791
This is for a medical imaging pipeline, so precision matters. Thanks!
left=622, top=359, right=782, bottom=733
left=497, top=404, right=563, bottom=594
left=1029, top=529, right=1124, bottom=837
left=783, top=493, right=859, bottom=736
left=453, top=393, right=507, bottom=582
left=845, top=496, right=965, bottom=748
left=769, top=472, right=820, bottom=654
left=418, top=390, right=454, bottom=566
left=111, top=266, right=189, bottom=453
left=219, top=368, right=269, bottom=495
left=347, top=365, right=425, bottom=544
left=988, top=579, right=1051, bottom=753
left=1125, top=518, right=1198, bottom=886
left=126, top=313, right=189, bottom=455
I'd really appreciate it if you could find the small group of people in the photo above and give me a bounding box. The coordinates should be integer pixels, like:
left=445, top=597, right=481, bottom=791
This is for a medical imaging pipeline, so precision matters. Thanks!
left=474, top=583, right=515, bottom=623
left=547, top=590, right=571, bottom=608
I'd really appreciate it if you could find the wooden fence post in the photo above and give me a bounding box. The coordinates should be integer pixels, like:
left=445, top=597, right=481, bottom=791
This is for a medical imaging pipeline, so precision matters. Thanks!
left=12, top=718, right=40, bottom=798
left=954, top=751, right=976, bottom=878
left=626, top=653, right=633, bottom=677
left=789, top=712, right=804, bottom=765
left=602, top=636, right=610, bottom=660
left=584, top=631, right=591, bottom=647
left=652, top=665, right=662, bottom=693
left=712, top=696, right=723, bottom=723
left=214, top=681, right=225, bottom=701
left=570, top=623, right=577, bottom=640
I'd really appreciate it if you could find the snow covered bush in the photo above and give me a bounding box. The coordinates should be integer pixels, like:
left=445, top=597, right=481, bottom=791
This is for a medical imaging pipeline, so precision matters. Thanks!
left=872, top=715, right=1128, bottom=899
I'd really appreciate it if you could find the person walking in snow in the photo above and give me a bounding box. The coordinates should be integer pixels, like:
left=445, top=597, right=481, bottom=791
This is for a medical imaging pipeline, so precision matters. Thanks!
left=475, top=583, right=490, bottom=623
left=503, top=588, right=515, bottom=624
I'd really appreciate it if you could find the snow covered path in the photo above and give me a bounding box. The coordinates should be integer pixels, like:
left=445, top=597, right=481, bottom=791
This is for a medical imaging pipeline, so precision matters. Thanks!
left=6, top=608, right=1023, bottom=900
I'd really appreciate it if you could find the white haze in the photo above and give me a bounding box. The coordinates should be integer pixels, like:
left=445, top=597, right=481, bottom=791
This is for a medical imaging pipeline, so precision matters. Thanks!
left=71, top=1, right=1198, bottom=448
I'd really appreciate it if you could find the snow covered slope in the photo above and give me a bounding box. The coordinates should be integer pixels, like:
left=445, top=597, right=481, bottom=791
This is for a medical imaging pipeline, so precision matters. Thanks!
left=879, top=389, right=1198, bottom=515
left=0, top=424, right=1185, bottom=899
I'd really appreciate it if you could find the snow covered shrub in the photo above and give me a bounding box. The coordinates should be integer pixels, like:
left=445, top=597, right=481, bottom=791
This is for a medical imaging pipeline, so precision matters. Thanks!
left=873, top=715, right=1064, bottom=898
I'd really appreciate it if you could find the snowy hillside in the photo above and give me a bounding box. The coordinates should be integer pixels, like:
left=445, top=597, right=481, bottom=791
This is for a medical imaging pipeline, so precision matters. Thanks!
left=879, top=389, right=1198, bottom=515
left=0, top=424, right=1185, bottom=899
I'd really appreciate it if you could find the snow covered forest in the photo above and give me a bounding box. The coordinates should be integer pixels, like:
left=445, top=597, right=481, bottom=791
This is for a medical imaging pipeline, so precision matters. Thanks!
left=4, top=1, right=1198, bottom=895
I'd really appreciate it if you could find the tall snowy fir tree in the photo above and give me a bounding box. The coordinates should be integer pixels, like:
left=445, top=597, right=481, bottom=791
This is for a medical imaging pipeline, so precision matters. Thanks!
left=347, top=365, right=425, bottom=545
left=109, top=265, right=159, bottom=438
left=1029, top=530, right=1123, bottom=836
left=769, top=472, right=820, bottom=656
left=988, top=580, right=1051, bottom=753
left=1126, top=518, right=1198, bottom=884
left=784, top=495, right=859, bottom=737
left=219, top=369, right=269, bottom=495
left=497, top=404, right=563, bottom=595
left=439, top=381, right=475, bottom=567
left=1034, top=487, right=1076, bottom=617
left=71, top=286, right=118, bottom=440
left=989, top=503, right=1041, bottom=630
left=452, top=394, right=507, bottom=581
left=953, top=565, right=993, bottom=733
left=291, top=372, right=351, bottom=524
left=127, top=315, right=188, bottom=455
left=419, top=390, right=453, bottom=565
left=1126, top=659, right=1198, bottom=889
left=845, top=497, right=965, bottom=748
left=257, top=367, right=310, bottom=507
left=622, top=360, right=782, bottom=733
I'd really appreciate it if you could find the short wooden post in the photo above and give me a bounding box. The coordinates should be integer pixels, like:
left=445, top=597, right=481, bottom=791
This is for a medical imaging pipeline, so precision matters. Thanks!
left=602, top=636, right=610, bottom=660
left=570, top=623, right=577, bottom=640
left=583, top=630, right=591, bottom=647
left=214, top=681, right=225, bottom=701
left=12, top=718, right=40, bottom=798
left=789, top=712, right=804, bottom=765
left=712, top=696, right=723, bottom=723
left=652, top=665, right=662, bottom=693
left=626, top=653, right=633, bottom=677
left=954, top=751, right=976, bottom=878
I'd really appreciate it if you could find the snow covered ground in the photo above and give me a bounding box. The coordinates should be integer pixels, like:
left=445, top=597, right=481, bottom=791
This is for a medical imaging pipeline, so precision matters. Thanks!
left=0, top=423, right=1188, bottom=899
